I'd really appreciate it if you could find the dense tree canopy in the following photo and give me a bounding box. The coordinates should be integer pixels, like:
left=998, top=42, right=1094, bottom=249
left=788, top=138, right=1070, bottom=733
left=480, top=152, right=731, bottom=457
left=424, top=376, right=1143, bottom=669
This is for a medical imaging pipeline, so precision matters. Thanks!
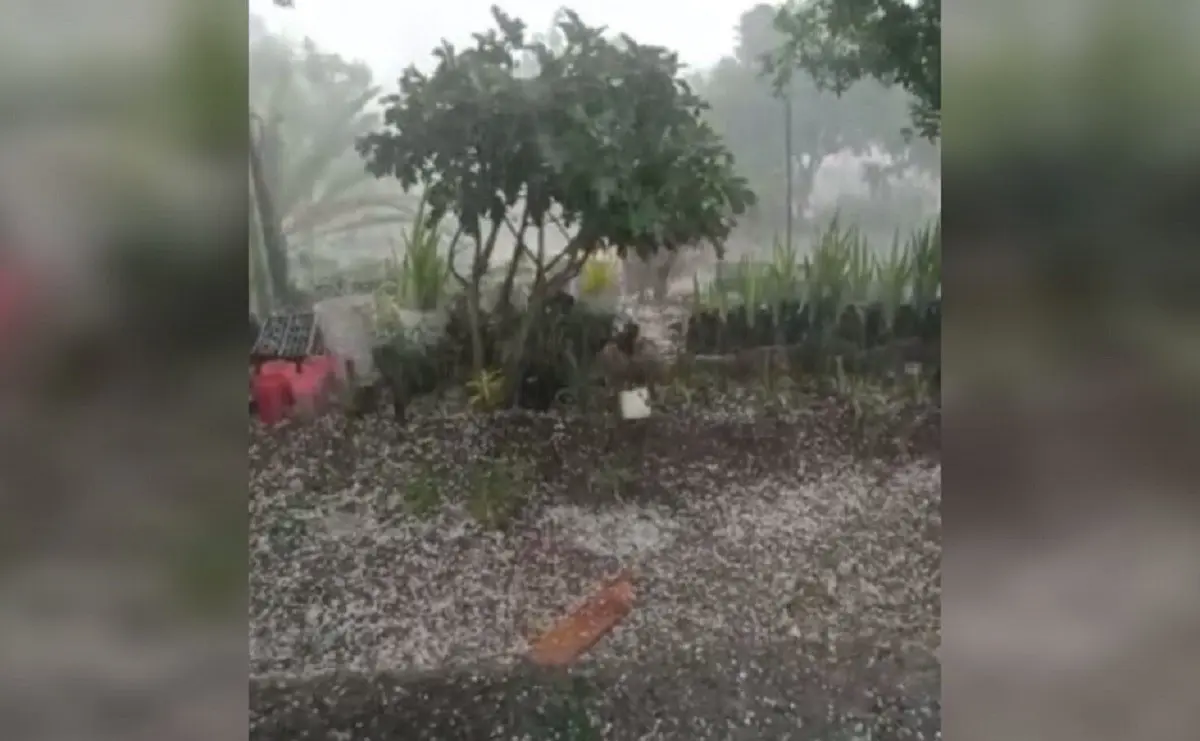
left=768, top=0, right=941, bottom=140
left=358, top=7, right=754, bottom=286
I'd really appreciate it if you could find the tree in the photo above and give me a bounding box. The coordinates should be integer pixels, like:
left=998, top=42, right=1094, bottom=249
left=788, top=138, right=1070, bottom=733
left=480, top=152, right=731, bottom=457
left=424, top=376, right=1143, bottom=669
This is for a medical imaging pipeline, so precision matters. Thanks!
left=250, top=116, right=292, bottom=305
left=768, top=0, right=941, bottom=140
left=251, top=32, right=415, bottom=242
left=358, top=6, right=754, bottom=376
left=249, top=23, right=417, bottom=305
left=697, top=4, right=931, bottom=239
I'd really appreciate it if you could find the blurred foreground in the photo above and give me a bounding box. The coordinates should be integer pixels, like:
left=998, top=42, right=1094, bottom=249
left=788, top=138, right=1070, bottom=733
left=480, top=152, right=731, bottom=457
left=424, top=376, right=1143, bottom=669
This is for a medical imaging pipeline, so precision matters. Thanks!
left=0, top=2, right=247, bottom=738
left=0, top=0, right=1197, bottom=739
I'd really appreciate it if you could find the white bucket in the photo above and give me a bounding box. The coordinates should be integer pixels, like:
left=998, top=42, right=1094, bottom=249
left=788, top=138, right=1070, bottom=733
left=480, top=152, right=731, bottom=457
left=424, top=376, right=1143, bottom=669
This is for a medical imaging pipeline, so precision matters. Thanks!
left=619, top=387, right=652, bottom=420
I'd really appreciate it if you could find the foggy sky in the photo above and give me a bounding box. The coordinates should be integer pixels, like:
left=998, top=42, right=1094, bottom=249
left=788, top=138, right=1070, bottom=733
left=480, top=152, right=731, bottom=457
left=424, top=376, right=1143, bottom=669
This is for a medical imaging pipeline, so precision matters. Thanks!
left=250, top=0, right=759, bottom=77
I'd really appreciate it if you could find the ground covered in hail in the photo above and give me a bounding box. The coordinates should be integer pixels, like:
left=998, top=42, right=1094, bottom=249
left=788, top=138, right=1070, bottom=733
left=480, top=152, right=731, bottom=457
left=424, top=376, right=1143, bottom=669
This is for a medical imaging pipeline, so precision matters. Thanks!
left=250, top=389, right=940, bottom=740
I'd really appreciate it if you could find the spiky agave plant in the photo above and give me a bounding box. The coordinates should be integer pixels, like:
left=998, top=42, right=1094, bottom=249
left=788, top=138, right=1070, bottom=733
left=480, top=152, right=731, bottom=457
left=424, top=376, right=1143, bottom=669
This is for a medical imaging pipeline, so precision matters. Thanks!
left=908, top=218, right=941, bottom=307
left=731, top=257, right=767, bottom=327
left=398, top=192, right=451, bottom=311
left=875, top=229, right=916, bottom=326
left=804, top=216, right=858, bottom=331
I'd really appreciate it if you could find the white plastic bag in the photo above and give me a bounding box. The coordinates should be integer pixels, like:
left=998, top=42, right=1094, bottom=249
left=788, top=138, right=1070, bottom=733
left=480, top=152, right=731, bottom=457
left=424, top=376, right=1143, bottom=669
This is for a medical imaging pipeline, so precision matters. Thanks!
left=619, top=387, right=651, bottom=420
left=313, top=295, right=376, bottom=382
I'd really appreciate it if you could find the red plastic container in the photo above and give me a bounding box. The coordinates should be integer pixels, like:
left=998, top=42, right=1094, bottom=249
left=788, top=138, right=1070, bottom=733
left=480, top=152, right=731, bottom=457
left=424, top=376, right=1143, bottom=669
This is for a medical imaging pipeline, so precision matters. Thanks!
left=0, top=265, right=34, bottom=351
left=252, top=372, right=293, bottom=424
left=252, top=356, right=337, bottom=422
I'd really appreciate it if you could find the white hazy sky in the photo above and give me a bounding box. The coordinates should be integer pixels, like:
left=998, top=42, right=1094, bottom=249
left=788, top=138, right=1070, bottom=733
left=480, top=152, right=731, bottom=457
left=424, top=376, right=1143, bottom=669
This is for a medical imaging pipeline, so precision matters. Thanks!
left=250, top=0, right=760, bottom=78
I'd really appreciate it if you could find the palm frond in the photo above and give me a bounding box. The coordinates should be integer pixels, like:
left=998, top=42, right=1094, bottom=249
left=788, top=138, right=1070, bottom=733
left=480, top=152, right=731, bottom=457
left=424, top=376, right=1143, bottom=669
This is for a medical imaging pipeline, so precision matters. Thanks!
left=278, top=86, right=379, bottom=213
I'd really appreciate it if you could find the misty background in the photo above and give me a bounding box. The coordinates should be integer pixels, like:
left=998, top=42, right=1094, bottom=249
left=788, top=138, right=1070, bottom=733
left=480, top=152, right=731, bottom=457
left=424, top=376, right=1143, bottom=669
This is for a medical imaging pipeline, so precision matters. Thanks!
left=249, top=0, right=939, bottom=301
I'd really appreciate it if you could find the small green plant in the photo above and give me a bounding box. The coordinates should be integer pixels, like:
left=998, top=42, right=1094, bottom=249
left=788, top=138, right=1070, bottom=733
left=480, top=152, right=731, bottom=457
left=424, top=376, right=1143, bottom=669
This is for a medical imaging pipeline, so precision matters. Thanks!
left=403, top=464, right=443, bottom=517
left=399, top=193, right=453, bottom=310
left=579, top=253, right=618, bottom=298
left=908, top=218, right=941, bottom=307
left=832, top=356, right=899, bottom=446
left=466, top=368, right=506, bottom=411
left=372, top=258, right=409, bottom=335
left=369, top=194, right=453, bottom=328
left=876, top=230, right=916, bottom=323
left=691, top=269, right=729, bottom=316
left=731, top=257, right=768, bottom=325
left=764, top=234, right=806, bottom=321
left=535, top=675, right=600, bottom=740
left=665, top=372, right=697, bottom=406
left=589, top=458, right=638, bottom=500
left=557, top=346, right=599, bottom=412
left=466, top=458, right=530, bottom=530
left=805, top=214, right=876, bottom=310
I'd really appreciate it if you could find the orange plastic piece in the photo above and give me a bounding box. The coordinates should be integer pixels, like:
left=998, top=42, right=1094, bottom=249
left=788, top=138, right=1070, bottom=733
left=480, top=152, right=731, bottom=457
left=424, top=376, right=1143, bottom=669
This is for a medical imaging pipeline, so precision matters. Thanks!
left=528, top=572, right=635, bottom=668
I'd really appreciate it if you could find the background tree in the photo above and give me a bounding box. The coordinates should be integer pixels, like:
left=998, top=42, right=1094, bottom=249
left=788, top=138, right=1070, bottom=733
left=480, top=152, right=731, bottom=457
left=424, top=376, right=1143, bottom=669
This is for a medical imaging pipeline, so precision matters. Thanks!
left=768, top=0, right=941, bottom=140
left=696, top=3, right=935, bottom=241
left=249, top=20, right=417, bottom=306
left=358, top=7, right=754, bottom=376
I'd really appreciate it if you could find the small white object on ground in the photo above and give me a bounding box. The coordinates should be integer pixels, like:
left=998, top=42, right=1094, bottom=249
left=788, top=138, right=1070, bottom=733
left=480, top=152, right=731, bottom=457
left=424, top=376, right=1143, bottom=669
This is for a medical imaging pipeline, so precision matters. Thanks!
left=619, top=387, right=651, bottom=419
left=313, top=294, right=376, bottom=381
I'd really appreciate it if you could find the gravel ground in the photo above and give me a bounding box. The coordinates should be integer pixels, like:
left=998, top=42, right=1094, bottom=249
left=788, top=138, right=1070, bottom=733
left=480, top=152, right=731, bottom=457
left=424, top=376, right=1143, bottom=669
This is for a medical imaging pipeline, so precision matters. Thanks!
left=250, top=380, right=940, bottom=740
left=253, top=290, right=939, bottom=739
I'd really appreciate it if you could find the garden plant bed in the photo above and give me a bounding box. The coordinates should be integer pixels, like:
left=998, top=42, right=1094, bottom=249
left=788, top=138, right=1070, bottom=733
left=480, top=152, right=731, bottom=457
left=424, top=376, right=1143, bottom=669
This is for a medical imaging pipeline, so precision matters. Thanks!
left=250, top=386, right=940, bottom=740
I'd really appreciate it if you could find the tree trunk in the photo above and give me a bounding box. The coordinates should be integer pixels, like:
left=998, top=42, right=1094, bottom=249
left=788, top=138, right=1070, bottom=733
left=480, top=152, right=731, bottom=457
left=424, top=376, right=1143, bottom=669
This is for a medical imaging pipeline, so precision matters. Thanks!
left=250, top=118, right=292, bottom=306
left=652, top=253, right=676, bottom=302
left=249, top=188, right=273, bottom=314
left=497, top=245, right=525, bottom=314
left=465, top=283, right=485, bottom=377
left=784, top=95, right=794, bottom=251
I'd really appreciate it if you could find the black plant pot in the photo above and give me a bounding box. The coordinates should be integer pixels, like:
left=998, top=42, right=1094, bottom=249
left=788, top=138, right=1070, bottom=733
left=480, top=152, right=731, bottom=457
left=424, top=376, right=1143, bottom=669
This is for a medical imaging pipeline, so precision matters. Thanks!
left=920, top=298, right=941, bottom=344
left=783, top=302, right=810, bottom=344
left=516, top=363, right=567, bottom=411
left=816, top=297, right=843, bottom=334
left=863, top=302, right=886, bottom=348
left=695, top=311, right=720, bottom=353
left=725, top=306, right=749, bottom=351
left=892, top=303, right=920, bottom=340
left=751, top=306, right=776, bottom=347
left=835, top=304, right=865, bottom=346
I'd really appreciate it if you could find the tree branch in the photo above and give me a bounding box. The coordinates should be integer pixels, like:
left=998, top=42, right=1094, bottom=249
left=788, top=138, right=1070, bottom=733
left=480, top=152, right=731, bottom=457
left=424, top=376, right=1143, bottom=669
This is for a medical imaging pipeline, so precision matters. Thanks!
left=498, top=208, right=532, bottom=311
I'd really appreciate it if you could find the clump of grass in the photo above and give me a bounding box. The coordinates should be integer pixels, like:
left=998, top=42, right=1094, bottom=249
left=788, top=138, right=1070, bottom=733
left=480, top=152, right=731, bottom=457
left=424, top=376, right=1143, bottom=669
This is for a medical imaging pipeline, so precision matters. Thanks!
left=589, top=457, right=639, bottom=501
left=403, top=463, right=443, bottom=518
left=467, top=457, right=532, bottom=530
left=534, top=675, right=600, bottom=740
left=831, top=356, right=905, bottom=446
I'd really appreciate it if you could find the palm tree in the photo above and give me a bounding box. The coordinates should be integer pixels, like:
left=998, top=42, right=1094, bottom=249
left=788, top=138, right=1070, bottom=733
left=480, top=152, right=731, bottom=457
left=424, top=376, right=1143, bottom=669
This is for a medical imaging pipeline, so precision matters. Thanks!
left=249, top=29, right=417, bottom=308
left=250, top=113, right=291, bottom=307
